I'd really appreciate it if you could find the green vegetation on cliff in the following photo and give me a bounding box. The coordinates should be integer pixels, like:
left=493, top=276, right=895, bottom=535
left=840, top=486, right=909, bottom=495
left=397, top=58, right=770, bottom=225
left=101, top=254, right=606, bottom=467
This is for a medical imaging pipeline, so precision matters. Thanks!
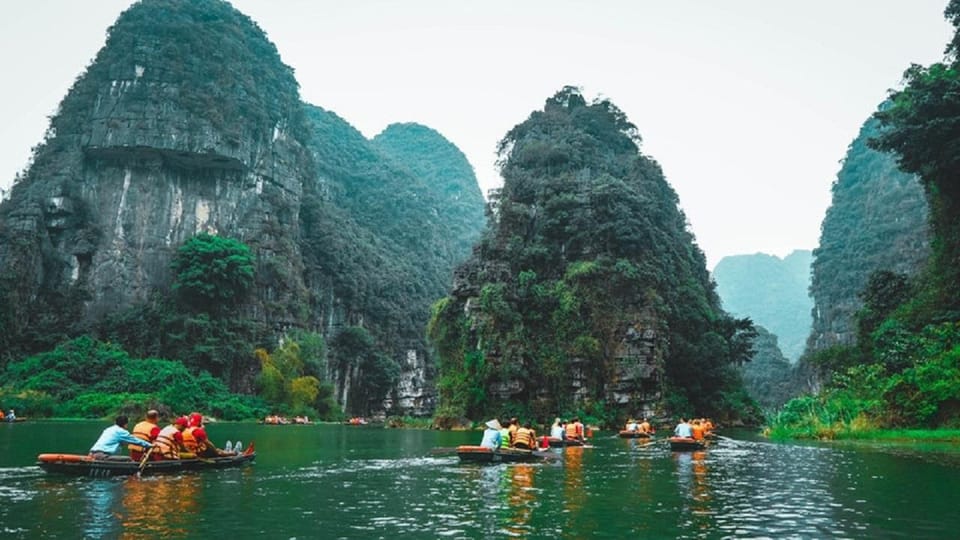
left=428, top=87, right=759, bottom=426
left=769, top=1, right=960, bottom=438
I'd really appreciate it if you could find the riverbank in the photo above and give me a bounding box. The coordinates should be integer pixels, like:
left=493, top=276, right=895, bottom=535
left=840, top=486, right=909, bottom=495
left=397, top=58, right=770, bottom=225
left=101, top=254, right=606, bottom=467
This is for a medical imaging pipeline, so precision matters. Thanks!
left=766, top=425, right=960, bottom=443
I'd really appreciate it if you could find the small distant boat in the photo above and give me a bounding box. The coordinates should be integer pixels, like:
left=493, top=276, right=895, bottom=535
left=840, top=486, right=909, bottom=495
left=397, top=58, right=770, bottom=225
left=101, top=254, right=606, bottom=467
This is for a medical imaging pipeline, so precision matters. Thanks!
left=37, top=443, right=256, bottom=477
left=456, top=445, right=549, bottom=463
left=618, top=430, right=653, bottom=439
left=668, top=436, right=707, bottom=451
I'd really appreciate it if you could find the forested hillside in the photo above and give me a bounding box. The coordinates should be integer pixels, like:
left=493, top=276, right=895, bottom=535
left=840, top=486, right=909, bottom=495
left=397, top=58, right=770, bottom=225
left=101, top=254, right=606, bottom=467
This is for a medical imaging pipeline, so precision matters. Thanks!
left=739, top=326, right=795, bottom=410
left=713, top=250, right=813, bottom=362
left=769, top=0, right=960, bottom=437
left=428, top=87, right=759, bottom=427
left=807, top=116, right=929, bottom=356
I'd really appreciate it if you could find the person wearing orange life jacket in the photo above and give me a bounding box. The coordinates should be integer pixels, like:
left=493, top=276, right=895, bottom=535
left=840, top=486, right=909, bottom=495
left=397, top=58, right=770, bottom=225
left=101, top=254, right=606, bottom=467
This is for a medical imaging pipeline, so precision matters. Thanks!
left=181, top=412, right=205, bottom=452
left=128, top=409, right=162, bottom=461
left=565, top=417, right=585, bottom=441
left=191, top=428, right=237, bottom=457
left=155, top=416, right=189, bottom=459
left=512, top=422, right=538, bottom=450
left=638, top=417, right=654, bottom=434
left=691, top=419, right=705, bottom=441
left=507, top=418, right=520, bottom=445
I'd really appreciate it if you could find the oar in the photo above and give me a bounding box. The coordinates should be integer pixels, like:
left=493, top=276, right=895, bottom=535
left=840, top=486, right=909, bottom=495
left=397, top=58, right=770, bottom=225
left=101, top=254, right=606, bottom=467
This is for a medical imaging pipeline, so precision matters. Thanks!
left=634, top=439, right=659, bottom=448
left=137, top=446, right=155, bottom=476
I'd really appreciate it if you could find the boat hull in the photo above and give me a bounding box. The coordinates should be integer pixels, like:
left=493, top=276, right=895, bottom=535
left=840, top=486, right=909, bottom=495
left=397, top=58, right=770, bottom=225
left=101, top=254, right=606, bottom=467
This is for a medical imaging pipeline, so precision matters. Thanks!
left=456, top=446, right=543, bottom=463
left=37, top=449, right=256, bottom=477
left=543, top=437, right=586, bottom=447
left=668, top=437, right=707, bottom=451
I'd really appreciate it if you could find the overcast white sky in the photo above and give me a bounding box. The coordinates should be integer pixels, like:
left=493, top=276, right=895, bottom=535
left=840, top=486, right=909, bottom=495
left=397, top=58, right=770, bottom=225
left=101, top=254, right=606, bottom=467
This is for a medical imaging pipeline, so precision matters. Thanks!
left=0, top=1, right=953, bottom=269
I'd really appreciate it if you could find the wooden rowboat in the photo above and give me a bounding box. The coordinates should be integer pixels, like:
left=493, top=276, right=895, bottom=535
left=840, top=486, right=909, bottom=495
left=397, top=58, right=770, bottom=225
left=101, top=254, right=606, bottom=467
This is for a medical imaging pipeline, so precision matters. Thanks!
left=618, top=430, right=653, bottom=439
left=37, top=443, right=256, bottom=477
left=456, top=445, right=550, bottom=463
left=668, top=436, right=707, bottom=451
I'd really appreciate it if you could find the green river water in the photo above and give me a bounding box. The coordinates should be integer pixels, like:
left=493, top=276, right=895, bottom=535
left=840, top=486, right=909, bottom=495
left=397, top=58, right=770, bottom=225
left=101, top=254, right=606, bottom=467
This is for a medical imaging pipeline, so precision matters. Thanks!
left=2, top=421, right=959, bottom=539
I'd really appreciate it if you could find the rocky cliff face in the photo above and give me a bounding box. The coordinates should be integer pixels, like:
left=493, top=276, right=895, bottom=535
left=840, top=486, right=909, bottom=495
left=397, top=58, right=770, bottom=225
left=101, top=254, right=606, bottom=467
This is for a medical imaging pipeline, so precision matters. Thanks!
left=0, top=0, right=485, bottom=417
left=429, top=88, right=749, bottom=421
left=808, top=114, right=929, bottom=353
left=0, top=0, right=310, bottom=331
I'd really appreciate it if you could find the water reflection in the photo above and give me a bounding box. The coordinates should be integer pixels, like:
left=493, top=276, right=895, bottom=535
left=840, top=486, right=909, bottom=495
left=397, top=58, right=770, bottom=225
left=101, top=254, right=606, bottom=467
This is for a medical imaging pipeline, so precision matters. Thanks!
left=505, top=464, right=536, bottom=536
left=117, top=475, right=200, bottom=539
left=563, top=446, right=586, bottom=522
left=82, top=481, right=119, bottom=539
left=673, top=449, right=713, bottom=534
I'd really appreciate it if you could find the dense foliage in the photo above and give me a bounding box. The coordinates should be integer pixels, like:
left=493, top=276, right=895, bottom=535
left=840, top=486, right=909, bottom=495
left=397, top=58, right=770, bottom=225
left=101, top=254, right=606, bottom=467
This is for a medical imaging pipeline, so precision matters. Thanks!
left=429, top=87, right=759, bottom=426
left=54, top=0, right=308, bottom=143
left=770, top=2, right=960, bottom=437
left=0, top=336, right=266, bottom=420
left=808, top=115, right=929, bottom=355
left=171, top=233, right=255, bottom=310
left=713, top=251, right=813, bottom=362
left=738, top=326, right=797, bottom=410
left=255, top=339, right=337, bottom=417
left=299, top=105, right=484, bottom=415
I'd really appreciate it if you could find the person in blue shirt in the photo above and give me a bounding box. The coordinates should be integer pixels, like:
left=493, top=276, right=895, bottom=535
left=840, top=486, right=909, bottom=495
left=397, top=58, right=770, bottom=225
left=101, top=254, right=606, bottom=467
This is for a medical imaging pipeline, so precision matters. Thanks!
left=480, top=419, right=503, bottom=449
left=89, top=415, right=152, bottom=459
left=673, top=417, right=693, bottom=438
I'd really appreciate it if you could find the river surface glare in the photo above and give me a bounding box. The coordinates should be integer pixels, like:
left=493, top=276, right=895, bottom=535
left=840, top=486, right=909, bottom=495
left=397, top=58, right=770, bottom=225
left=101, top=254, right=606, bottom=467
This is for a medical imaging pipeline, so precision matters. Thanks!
left=1, top=421, right=959, bottom=538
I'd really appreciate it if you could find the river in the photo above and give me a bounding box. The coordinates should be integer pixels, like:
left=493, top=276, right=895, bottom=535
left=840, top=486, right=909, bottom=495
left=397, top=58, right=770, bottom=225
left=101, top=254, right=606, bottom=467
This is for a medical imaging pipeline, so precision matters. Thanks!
left=1, top=421, right=959, bottom=538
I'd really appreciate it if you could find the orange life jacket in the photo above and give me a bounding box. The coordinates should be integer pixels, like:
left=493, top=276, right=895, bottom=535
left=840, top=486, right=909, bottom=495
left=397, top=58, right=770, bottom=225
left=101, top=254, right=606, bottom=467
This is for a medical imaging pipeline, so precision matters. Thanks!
left=182, top=426, right=199, bottom=451
left=565, top=423, right=581, bottom=439
left=155, top=425, right=183, bottom=459
left=691, top=424, right=704, bottom=440
left=513, top=427, right=536, bottom=449
left=127, top=420, right=158, bottom=452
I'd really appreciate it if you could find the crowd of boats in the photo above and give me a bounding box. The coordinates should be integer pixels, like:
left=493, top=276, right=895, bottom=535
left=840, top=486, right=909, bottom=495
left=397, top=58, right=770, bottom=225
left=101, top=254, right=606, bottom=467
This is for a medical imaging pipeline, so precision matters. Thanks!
left=456, top=416, right=718, bottom=463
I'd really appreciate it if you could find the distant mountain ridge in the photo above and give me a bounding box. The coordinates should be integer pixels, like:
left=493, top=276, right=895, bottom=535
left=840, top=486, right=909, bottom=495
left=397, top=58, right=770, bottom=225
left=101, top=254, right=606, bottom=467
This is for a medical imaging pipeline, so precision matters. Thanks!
left=712, top=250, right=812, bottom=362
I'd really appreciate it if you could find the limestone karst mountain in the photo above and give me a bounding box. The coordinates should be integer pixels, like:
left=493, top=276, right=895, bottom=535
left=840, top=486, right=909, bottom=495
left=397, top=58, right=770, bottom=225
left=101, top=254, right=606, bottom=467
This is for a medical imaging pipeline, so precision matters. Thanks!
left=428, top=87, right=757, bottom=423
left=713, top=250, right=813, bottom=363
left=808, top=113, right=929, bottom=354
left=0, top=0, right=484, bottom=416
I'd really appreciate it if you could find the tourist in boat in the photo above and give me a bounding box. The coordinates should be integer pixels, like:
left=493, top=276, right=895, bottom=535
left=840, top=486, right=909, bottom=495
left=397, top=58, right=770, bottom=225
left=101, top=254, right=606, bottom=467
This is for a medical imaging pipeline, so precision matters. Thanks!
left=638, top=417, right=654, bottom=434
left=190, top=428, right=237, bottom=457
left=480, top=419, right=503, bottom=449
left=507, top=417, right=520, bottom=442
left=550, top=417, right=565, bottom=440
left=512, top=422, right=537, bottom=450
left=565, top=417, right=585, bottom=441
left=499, top=420, right=512, bottom=449
left=128, top=409, right=162, bottom=461
left=154, top=416, right=189, bottom=459
left=625, top=418, right=639, bottom=432
left=5, top=409, right=15, bottom=422
left=673, top=417, right=693, bottom=438
left=89, top=415, right=152, bottom=460
left=690, top=419, right=705, bottom=440
left=182, top=412, right=205, bottom=452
